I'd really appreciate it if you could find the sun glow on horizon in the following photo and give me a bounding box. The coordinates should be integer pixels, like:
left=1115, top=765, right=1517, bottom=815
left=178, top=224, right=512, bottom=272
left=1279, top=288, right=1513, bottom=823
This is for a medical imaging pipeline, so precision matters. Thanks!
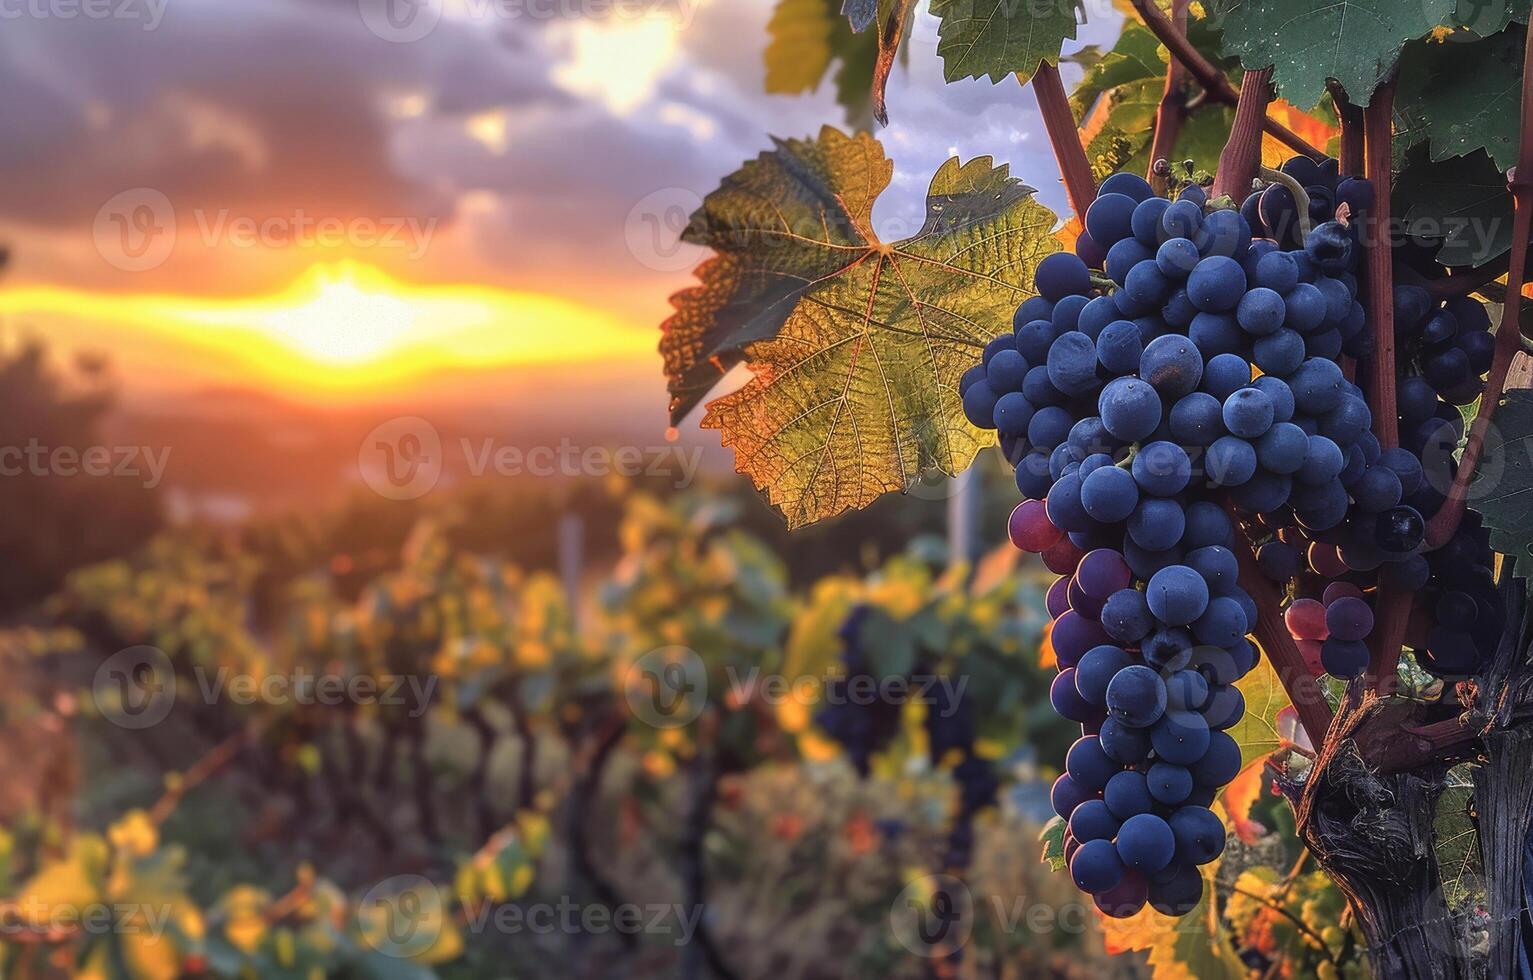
left=0, top=262, right=655, bottom=400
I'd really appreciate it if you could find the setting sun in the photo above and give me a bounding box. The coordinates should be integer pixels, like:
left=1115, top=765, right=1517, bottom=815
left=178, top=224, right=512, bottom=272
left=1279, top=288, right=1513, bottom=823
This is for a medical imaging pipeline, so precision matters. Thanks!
left=0, top=262, right=655, bottom=401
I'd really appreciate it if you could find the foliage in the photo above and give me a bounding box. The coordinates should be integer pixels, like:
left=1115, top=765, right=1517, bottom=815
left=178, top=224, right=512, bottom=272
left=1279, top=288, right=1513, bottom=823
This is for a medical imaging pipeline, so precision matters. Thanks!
left=664, top=126, right=1059, bottom=527
left=927, top=0, right=1079, bottom=84
left=1207, top=0, right=1459, bottom=109
left=1470, top=388, right=1533, bottom=558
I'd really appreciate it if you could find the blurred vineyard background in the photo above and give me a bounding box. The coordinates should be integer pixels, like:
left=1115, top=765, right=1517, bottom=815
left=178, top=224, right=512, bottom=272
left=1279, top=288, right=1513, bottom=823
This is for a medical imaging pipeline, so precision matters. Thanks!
left=0, top=332, right=1369, bottom=980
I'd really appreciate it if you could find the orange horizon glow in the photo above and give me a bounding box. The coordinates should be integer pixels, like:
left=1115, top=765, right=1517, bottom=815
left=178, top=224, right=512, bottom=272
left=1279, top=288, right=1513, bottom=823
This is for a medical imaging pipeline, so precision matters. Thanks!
left=0, top=261, right=657, bottom=402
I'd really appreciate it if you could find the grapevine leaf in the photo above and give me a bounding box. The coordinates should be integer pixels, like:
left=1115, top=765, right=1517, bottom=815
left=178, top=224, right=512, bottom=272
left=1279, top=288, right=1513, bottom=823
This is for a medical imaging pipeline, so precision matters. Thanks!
left=1069, top=23, right=1166, bottom=117
left=1396, top=25, right=1526, bottom=172
left=765, top=0, right=878, bottom=125
left=928, top=0, right=1080, bottom=84
left=1469, top=388, right=1533, bottom=557
left=1040, top=816, right=1068, bottom=872
left=1208, top=0, right=1458, bottom=109
left=1396, top=146, right=1515, bottom=268
left=1444, top=0, right=1531, bottom=37
left=1227, top=656, right=1288, bottom=769
left=842, top=0, right=878, bottom=32
left=670, top=127, right=1059, bottom=529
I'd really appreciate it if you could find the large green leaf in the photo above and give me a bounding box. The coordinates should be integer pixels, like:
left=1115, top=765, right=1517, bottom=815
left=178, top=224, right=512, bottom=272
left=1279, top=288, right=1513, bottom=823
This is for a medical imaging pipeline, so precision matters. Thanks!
left=1209, top=0, right=1458, bottom=109
left=1444, top=0, right=1531, bottom=37
left=928, top=0, right=1080, bottom=84
left=1069, top=23, right=1166, bottom=117
left=1395, top=147, right=1514, bottom=268
left=1470, top=388, right=1533, bottom=557
left=665, top=127, right=1058, bottom=528
left=1396, top=25, right=1527, bottom=173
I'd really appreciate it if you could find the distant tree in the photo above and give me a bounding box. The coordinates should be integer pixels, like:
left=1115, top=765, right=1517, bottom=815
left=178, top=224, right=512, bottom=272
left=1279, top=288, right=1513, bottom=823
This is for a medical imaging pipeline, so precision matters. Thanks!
left=0, top=336, right=161, bottom=613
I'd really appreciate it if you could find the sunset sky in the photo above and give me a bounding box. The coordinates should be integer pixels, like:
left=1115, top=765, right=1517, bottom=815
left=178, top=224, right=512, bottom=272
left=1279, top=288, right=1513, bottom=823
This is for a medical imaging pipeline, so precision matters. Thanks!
left=1, top=0, right=1123, bottom=422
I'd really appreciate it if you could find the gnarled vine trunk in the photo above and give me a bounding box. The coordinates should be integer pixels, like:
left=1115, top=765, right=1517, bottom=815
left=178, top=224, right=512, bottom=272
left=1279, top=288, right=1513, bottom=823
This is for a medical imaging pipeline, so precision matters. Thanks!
left=1291, top=577, right=1533, bottom=979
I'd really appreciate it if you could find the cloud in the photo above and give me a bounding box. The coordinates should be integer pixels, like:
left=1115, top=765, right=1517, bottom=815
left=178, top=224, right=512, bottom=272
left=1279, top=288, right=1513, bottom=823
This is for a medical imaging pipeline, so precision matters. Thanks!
left=0, top=0, right=1123, bottom=317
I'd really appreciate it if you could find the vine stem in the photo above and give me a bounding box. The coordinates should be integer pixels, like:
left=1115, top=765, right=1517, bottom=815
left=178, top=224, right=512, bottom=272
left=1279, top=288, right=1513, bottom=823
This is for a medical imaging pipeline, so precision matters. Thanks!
left=1329, top=82, right=1365, bottom=177
left=1212, top=68, right=1273, bottom=203
left=1146, top=0, right=1191, bottom=195
left=1362, top=75, right=1406, bottom=695
left=1129, top=0, right=1324, bottom=161
left=1226, top=502, right=1335, bottom=747
left=1426, top=16, right=1533, bottom=549
left=1027, top=61, right=1097, bottom=218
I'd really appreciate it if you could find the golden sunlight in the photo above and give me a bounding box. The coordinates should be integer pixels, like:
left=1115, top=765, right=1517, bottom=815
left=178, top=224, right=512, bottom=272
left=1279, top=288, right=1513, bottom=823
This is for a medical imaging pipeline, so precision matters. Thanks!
left=0, top=262, right=654, bottom=400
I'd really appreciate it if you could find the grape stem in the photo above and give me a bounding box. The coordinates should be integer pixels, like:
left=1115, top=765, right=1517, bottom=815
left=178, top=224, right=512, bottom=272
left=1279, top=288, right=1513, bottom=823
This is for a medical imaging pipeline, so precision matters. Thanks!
left=1146, top=0, right=1191, bottom=196
left=1328, top=82, right=1366, bottom=177
left=1426, top=22, right=1533, bottom=550
left=1212, top=69, right=1274, bottom=204
left=1362, top=73, right=1405, bottom=696
left=1128, top=0, right=1325, bottom=161
left=1025, top=61, right=1098, bottom=220
left=1257, top=166, right=1314, bottom=239
left=1225, top=501, right=1335, bottom=746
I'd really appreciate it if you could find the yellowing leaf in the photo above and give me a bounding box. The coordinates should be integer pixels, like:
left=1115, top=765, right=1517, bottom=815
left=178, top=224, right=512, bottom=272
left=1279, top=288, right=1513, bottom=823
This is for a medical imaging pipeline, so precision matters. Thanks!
left=765, top=0, right=839, bottom=94
left=1222, top=761, right=1269, bottom=844
left=109, top=809, right=159, bottom=859
left=668, top=126, right=1058, bottom=528
left=1228, top=654, right=1290, bottom=769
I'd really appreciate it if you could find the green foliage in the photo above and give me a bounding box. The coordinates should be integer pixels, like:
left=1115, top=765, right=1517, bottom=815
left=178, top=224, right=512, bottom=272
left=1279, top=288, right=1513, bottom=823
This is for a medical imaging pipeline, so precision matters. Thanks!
left=1395, top=146, right=1515, bottom=268
left=1470, top=389, right=1533, bottom=557
left=1396, top=25, right=1528, bottom=172
left=927, top=0, right=1079, bottom=84
left=1208, top=0, right=1459, bottom=108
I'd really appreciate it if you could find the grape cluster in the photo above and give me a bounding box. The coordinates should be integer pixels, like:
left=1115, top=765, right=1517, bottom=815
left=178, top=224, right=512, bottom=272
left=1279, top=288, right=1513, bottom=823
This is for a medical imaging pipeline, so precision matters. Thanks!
left=1394, top=286, right=1495, bottom=407
left=1244, top=155, right=1374, bottom=255
left=962, top=159, right=1514, bottom=912
left=924, top=682, right=998, bottom=868
left=815, top=606, right=904, bottom=776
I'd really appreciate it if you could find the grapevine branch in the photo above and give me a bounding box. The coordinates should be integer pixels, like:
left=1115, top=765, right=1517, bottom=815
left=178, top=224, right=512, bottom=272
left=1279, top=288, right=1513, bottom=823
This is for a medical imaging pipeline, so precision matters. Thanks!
left=1146, top=0, right=1192, bottom=195
left=1328, top=82, right=1365, bottom=177
left=1426, top=17, right=1533, bottom=549
left=1129, top=0, right=1324, bottom=161
left=1213, top=69, right=1273, bottom=203
left=1027, top=62, right=1097, bottom=217
left=1361, top=75, right=1406, bottom=695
